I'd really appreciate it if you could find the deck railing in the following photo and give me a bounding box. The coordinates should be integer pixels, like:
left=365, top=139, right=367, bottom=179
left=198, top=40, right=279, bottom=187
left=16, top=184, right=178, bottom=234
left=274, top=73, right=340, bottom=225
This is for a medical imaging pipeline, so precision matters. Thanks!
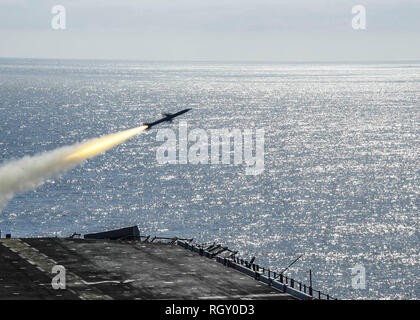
left=176, top=239, right=336, bottom=300
left=135, top=235, right=335, bottom=300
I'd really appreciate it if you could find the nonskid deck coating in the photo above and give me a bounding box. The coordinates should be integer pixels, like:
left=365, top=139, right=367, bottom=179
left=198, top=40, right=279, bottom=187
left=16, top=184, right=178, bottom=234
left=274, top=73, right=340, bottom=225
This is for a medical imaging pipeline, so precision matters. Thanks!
left=0, top=238, right=297, bottom=300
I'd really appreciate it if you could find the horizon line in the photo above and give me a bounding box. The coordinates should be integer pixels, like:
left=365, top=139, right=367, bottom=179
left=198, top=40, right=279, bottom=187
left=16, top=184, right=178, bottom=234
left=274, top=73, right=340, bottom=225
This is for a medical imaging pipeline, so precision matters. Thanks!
left=1, top=56, right=420, bottom=64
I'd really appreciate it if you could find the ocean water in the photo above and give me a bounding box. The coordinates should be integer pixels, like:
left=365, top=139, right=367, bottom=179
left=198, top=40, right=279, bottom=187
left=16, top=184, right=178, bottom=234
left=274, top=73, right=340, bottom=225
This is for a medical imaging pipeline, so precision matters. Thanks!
left=0, top=59, right=418, bottom=299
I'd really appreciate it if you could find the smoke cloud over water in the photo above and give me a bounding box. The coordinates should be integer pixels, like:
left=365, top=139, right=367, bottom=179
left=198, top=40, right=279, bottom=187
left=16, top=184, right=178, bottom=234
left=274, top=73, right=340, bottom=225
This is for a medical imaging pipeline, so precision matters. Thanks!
left=0, top=125, right=148, bottom=210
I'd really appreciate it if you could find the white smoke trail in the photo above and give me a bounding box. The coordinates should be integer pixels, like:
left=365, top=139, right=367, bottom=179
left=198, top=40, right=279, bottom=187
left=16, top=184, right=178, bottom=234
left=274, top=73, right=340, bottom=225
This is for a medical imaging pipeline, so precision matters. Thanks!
left=0, top=143, right=84, bottom=210
left=0, top=125, right=147, bottom=210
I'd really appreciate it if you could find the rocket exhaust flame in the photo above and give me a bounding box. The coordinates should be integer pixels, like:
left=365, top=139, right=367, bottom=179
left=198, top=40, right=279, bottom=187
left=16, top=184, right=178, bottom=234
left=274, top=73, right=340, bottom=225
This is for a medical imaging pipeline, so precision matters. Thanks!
left=0, top=125, right=148, bottom=210
left=63, top=125, right=148, bottom=163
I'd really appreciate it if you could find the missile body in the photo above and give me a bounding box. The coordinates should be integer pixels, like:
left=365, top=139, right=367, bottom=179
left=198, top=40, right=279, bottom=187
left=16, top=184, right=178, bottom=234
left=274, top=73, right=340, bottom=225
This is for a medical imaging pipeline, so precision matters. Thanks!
left=144, top=108, right=191, bottom=129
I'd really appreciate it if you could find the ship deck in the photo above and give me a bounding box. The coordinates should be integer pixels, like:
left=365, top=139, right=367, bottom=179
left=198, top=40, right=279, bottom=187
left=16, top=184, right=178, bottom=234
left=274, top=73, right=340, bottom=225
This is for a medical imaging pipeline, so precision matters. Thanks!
left=0, top=238, right=297, bottom=300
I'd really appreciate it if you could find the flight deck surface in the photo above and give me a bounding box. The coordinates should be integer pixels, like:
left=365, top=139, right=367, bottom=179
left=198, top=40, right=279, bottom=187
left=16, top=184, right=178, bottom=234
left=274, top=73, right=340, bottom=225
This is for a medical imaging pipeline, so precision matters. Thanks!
left=0, top=238, right=297, bottom=300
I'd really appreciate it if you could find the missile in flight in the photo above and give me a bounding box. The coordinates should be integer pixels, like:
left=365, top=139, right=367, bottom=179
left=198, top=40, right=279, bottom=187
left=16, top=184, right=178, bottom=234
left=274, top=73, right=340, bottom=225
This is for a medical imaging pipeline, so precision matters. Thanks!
left=144, top=108, right=191, bottom=129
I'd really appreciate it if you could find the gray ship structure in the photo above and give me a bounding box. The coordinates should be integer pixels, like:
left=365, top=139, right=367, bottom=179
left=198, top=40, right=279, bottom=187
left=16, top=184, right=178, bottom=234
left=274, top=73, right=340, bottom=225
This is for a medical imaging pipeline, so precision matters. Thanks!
left=0, top=226, right=335, bottom=300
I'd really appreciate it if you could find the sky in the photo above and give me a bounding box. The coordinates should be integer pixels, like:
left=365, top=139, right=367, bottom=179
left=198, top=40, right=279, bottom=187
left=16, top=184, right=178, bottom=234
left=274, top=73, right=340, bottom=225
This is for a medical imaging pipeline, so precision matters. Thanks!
left=0, top=0, right=419, bottom=61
